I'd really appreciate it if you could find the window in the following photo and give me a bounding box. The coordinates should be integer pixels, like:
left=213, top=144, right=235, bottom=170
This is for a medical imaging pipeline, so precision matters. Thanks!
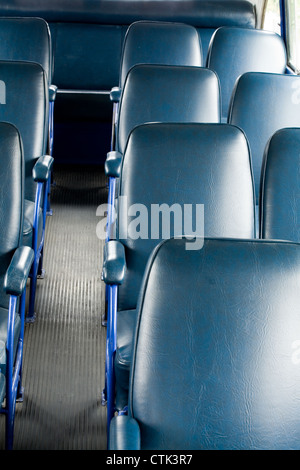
left=286, top=0, right=300, bottom=73
left=263, top=0, right=281, bottom=35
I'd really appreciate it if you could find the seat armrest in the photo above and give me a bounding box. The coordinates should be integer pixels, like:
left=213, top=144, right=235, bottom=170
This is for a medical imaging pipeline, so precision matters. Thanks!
left=105, top=151, right=123, bottom=177
left=49, top=84, right=57, bottom=102
left=103, top=240, right=126, bottom=285
left=4, top=246, right=34, bottom=296
left=109, top=415, right=141, bottom=450
left=110, top=86, right=121, bottom=103
left=33, top=155, right=54, bottom=182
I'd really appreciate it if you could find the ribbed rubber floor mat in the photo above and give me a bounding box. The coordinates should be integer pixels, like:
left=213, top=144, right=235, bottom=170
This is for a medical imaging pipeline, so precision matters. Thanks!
left=0, top=164, right=108, bottom=450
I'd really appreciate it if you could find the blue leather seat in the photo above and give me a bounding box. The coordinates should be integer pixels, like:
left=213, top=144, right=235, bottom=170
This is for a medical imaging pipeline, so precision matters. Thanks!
left=228, top=72, right=300, bottom=206
left=105, top=63, right=221, bottom=241
left=102, top=123, right=256, bottom=426
left=0, top=16, right=56, bottom=157
left=0, top=122, right=34, bottom=450
left=116, top=64, right=220, bottom=155
left=206, top=27, right=287, bottom=121
left=109, top=20, right=202, bottom=149
left=0, top=17, right=56, bottom=216
left=0, top=61, right=54, bottom=322
left=260, top=128, right=300, bottom=242
left=109, top=237, right=300, bottom=450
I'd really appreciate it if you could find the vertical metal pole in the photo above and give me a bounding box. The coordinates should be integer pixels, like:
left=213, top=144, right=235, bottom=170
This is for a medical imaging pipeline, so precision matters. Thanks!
left=279, top=0, right=287, bottom=46
left=5, top=295, right=18, bottom=450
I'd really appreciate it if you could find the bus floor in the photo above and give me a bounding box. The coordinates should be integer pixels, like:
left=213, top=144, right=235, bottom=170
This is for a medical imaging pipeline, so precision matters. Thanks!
left=0, top=163, right=108, bottom=450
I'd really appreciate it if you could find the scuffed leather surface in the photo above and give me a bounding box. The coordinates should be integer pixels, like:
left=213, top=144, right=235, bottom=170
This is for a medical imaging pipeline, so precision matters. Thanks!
left=114, top=123, right=255, bottom=410
left=0, top=17, right=52, bottom=85
left=0, top=123, right=24, bottom=309
left=0, top=61, right=48, bottom=203
left=4, top=246, right=34, bottom=296
left=117, top=64, right=221, bottom=154
left=109, top=415, right=141, bottom=450
left=119, top=21, right=202, bottom=87
left=260, top=128, right=300, bottom=242
left=228, top=72, right=300, bottom=203
left=117, top=122, right=255, bottom=311
left=128, top=237, right=300, bottom=450
left=207, top=27, right=286, bottom=121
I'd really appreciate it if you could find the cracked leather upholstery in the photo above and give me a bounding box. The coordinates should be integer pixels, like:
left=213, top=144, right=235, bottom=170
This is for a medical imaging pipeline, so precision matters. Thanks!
left=123, top=237, right=300, bottom=450
left=114, top=122, right=256, bottom=409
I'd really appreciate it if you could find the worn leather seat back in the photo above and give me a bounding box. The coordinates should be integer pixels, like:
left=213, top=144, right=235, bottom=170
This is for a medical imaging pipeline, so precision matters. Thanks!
left=0, top=17, right=52, bottom=85
left=0, top=123, right=24, bottom=309
left=127, top=237, right=300, bottom=449
left=117, top=64, right=221, bottom=154
left=207, top=27, right=287, bottom=121
left=0, top=61, right=48, bottom=203
left=119, top=20, right=202, bottom=88
left=117, top=123, right=255, bottom=311
left=228, top=72, right=300, bottom=203
left=260, top=127, right=300, bottom=242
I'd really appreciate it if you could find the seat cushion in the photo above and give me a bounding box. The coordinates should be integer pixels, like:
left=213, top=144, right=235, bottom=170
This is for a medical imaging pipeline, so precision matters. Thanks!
left=23, top=199, right=44, bottom=249
left=0, top=306, right=21, bottom=375
left=115, top=308, right=137, bottom=411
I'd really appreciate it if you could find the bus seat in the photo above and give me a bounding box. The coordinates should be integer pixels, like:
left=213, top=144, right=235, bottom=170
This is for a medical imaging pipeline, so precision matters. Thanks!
left=109, top=237, right=300, bottom=450
left=0, top=122, right=34, bottom=450
left=228, top=72, right=300, bottom=205
left=0, top=17, right=56, bottom=156
left=0, top=61, right=53, bottom=322
left=0, top=17, right=56, bottom=215
left=116, top=64, right=220, bottom=155
left=110, top=20, right=203, bottom=151
left=103, top=122, right=256, bottom=424
left=105, top=64, right=221, bottom=242
left=207, top=27, right=287, bottom=122
left=260, top=127, right=300, bottom=242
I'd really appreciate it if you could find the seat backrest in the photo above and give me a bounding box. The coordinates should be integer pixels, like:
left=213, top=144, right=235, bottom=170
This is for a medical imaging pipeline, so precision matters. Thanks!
left=119, top=20, right=202, bottom=88
left=0, top=61, right=48, bottom=202
left=228, top=72, right=300, bottom=203
left=207, top=27, right=287, bottom=121
left=0, top=122, right=24, bottom=309
left=0, top=17, right=52, bottom=86
left=260, top=127, right=300, bottom=242
left=129, top=237, right=300, bottom=450
left=117, top=123, right=255, bottom=311
left=116, top=64, right=221, bottom=154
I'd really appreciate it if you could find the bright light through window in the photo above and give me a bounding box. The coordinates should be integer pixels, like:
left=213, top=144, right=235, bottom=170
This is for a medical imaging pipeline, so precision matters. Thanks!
left=263, top=0, right=281, bottom=35
left=286, top=0, right=300, bottom=73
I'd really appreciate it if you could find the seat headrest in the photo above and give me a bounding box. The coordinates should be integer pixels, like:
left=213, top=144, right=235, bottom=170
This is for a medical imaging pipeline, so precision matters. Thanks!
left=117, top=64, right=221, bottom=153
left=120, top=21, right=203, bottom=86
left=0, top=17, right=52, bottom=84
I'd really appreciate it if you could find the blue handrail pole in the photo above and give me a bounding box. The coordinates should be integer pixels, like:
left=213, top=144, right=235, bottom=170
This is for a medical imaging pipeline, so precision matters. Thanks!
left=279, top=0, right=287, bottom=46
left=5, top=295, right=18, bottom=450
